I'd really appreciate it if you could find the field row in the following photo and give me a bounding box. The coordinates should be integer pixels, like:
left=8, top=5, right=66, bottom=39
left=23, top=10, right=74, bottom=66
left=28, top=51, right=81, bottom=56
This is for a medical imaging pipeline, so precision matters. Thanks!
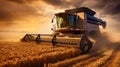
left=49, top=42, right=120, bottom=67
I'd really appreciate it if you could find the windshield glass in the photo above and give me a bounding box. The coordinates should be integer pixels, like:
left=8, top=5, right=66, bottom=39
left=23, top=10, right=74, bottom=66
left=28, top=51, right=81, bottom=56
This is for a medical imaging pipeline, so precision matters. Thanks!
left=56, top=14, right=75, bottom=28
left=56, top=16, right=69, bottom=28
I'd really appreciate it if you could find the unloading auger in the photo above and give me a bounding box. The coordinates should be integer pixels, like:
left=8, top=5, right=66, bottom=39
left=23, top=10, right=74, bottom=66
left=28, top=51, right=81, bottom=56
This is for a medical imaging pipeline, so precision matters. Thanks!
left=21, top=7, right=106, bottom=53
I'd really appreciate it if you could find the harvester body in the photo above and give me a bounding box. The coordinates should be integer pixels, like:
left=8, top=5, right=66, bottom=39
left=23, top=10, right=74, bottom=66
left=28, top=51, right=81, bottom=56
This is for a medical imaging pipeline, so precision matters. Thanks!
left=21, top=7, right=106, bottom=54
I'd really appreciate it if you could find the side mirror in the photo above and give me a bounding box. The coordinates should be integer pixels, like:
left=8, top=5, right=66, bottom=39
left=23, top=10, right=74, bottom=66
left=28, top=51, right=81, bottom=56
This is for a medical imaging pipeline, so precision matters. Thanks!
left=51, top=19, right=53, bottom=23
left=51, top=28, right=53, bottom=30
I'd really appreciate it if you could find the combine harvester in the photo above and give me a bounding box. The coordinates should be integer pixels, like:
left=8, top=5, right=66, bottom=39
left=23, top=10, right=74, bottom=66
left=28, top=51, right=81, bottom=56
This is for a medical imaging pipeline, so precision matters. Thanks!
left=21, top=7, right=106, bottom=53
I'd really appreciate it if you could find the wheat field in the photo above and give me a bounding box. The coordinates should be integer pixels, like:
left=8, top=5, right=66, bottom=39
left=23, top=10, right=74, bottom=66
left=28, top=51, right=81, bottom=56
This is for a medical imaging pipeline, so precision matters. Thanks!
left=0, top=35, right=120, bottom=67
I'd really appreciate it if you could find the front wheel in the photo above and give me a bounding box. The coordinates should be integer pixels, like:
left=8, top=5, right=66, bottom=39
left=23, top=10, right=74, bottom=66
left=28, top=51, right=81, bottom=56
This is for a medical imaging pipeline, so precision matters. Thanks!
left=80, top=35, right=93, bottom=54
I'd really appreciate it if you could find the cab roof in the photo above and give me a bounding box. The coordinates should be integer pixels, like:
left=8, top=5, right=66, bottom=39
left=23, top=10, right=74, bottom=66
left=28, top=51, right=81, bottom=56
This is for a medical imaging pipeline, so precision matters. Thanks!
left=55, top=12, right=72, bottom=17
left=65, top=7, right=96, bottom=16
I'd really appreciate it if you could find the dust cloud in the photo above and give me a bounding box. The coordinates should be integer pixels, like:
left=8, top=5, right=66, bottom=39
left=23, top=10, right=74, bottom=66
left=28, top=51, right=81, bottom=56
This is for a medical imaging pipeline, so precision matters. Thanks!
left=91, top=30, right=120, bottom=52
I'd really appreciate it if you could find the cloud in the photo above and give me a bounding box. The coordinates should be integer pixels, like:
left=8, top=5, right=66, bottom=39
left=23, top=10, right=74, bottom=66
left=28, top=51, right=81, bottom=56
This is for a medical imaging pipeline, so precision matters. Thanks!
left=82, top=0, right=120, bottom=17
left=43, top=0, right=120, bottom=15
left=98, top=0, right=120, bottom=15
left=7, top=0, right=35, bottom=3
left=3, top=0, right=120, bottom=22
left=43, top=0, right=85, bottom=9
left=0, top=0, right=38, bottom=21
left=43, top=0, right=70, bottom=9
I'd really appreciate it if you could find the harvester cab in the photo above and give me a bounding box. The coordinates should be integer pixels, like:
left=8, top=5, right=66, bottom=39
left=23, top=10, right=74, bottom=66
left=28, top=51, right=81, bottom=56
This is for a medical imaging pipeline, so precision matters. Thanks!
left=51, top=7, right=106, bottom=35
left=21, top=7, right=106, bottom=54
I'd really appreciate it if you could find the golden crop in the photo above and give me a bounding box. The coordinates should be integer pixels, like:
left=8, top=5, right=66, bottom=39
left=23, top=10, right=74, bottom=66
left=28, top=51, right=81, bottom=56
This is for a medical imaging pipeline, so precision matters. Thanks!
left=0, top=42, right=80, bottom=67
left=0, top=41, right=120, bottom=67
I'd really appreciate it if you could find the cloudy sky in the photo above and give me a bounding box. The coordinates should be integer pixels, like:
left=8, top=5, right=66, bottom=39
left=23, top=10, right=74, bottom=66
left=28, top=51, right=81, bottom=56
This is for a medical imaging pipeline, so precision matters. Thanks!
left=0, top=0, right=120, bottom=41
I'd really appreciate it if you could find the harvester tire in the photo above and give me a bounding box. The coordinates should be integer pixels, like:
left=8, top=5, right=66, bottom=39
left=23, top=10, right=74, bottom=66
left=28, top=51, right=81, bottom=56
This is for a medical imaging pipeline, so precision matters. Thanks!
left=80, top=35, right=93, bottom=54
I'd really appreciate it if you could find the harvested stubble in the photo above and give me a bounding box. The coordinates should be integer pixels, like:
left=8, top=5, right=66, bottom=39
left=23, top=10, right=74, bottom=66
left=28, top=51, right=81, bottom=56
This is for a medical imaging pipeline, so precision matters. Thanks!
left=48, top=47, right=111, bottom=67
